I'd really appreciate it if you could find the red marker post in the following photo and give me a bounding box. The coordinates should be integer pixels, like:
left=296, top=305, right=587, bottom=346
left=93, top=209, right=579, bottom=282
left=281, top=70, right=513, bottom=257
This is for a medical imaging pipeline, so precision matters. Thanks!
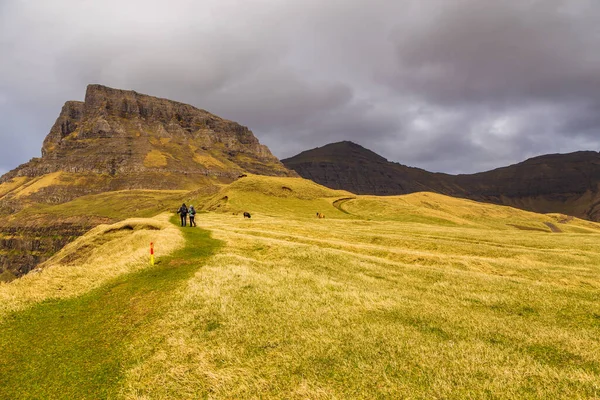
left=150, top=242, right=155, bottom=266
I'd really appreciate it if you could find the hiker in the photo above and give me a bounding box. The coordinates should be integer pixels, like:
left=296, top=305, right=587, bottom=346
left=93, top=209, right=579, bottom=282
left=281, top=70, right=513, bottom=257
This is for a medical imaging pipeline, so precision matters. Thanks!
left=177, top=203, right=188, bottom=227
left=189, top=205, right=197, bottom=227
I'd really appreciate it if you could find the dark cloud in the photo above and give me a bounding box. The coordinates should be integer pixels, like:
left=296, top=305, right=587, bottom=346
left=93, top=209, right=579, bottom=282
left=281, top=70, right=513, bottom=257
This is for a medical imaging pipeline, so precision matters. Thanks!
left=1, top=0, right=599, bottom=175
left=388, top=0, right=600, bottom=106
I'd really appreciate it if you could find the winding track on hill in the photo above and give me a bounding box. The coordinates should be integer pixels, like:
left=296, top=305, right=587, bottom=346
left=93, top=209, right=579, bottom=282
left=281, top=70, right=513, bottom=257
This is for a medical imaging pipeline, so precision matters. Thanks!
left=0, top=219, right=220, bottom=399
left=332, top=197, right=355, bottom=215
left=544, top=222, right=563, bottom=233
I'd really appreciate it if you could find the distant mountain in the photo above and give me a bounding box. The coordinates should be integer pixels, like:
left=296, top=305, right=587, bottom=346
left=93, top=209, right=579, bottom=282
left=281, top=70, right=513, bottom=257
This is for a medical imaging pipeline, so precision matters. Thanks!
left=282, top=141, right=600, bottom=221
left=281, top=141, right=459, bottom=195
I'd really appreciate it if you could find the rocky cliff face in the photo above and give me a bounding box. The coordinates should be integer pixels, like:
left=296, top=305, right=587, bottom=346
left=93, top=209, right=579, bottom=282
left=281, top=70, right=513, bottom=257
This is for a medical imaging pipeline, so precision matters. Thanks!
left=0, top=221, right=95, bottom=281
left=2, top=84, right=293, bottom=192
left=282, top=141, right=600, bottom=221
left=0, top=84, right=296, bottom=280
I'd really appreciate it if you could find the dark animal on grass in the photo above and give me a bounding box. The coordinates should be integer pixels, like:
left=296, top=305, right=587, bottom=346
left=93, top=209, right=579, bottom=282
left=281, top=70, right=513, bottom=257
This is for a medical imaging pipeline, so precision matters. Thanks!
left=243, top=212, right=251, bottom=218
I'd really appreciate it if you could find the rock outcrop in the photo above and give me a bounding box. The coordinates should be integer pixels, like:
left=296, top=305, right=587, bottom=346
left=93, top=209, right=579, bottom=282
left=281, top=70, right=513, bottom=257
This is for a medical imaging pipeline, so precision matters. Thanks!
left=282, top=141, right=600, bottom=221
left=2, top=84, right=293, bottom=193
left=0, top=221, right=97, bottom=281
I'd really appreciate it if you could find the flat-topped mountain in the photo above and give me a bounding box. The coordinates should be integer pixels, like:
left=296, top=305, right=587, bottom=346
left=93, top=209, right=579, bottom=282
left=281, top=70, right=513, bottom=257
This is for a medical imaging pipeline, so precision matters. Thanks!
left=1, top=84, right=293, bottom=204
left=282, top=141, right=600, bottom=221
left=2, top=85, right=293, bottom=197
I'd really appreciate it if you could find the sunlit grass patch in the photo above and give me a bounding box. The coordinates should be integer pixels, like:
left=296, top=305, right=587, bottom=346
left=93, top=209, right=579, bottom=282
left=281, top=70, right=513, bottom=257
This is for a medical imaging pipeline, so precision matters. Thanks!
left=198, top=174, right=353, bottom=218
left=0, top=176, right=30, bottom=198
left=193, top=152, right=228, bottom=169
left=33, top=189, right=187, bottom=220
left=143, top=150, right=169, bottom=167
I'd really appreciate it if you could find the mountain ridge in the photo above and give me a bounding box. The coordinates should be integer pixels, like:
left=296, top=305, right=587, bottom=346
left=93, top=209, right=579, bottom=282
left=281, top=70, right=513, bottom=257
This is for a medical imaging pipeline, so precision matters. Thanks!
left=282, top=141, right=600, bottom=221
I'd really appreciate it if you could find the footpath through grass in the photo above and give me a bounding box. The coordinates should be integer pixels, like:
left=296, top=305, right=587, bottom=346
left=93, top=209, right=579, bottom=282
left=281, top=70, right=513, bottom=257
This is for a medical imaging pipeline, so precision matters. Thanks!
left=0, top=217, right=220, bottom=399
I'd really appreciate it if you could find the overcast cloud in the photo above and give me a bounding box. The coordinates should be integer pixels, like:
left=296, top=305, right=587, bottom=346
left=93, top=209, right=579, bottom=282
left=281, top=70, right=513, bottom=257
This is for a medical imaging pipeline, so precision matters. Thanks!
left=1, top=0, right=599, bottom=175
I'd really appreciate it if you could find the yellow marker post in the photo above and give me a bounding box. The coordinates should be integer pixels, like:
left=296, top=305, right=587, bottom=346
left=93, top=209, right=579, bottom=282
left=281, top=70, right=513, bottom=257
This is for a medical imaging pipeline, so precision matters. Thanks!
left=150, top=242, right=155, bottom=266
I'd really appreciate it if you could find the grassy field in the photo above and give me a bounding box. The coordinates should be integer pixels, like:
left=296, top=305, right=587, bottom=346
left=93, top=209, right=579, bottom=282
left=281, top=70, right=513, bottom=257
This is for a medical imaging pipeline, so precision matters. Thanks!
left=1, top=175, right=600, bottom=398
left=30, top=189, right=188, bottom=220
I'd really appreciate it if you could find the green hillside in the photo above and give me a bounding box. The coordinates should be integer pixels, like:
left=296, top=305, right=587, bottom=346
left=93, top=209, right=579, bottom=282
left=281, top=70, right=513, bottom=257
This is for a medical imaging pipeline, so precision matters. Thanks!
left=1, top=175, right=599, bottom=399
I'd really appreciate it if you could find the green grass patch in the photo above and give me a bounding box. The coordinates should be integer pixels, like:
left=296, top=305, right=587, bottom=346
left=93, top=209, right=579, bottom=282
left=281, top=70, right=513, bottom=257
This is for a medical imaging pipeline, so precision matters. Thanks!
left=0, top=217, right=220, bottom=399
left=32, top=190, right=187, bottom=220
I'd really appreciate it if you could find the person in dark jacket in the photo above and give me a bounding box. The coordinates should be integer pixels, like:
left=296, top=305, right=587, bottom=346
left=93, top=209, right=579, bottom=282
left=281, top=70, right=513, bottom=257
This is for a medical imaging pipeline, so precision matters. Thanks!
left=189, top=205, right=197, bottom=227
left=177, top=203, right=188, bottom=227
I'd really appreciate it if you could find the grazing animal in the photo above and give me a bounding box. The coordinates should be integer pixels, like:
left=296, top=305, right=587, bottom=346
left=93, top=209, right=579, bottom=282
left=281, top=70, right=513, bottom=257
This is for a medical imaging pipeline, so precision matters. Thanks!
left=243, top=212, right=251, bottom=218
left=317, top=212, right=325, bottom=219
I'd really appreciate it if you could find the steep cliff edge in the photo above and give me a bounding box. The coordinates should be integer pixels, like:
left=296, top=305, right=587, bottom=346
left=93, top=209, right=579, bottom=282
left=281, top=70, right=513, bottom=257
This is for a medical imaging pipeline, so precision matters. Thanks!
left=0, top=217, right=104, bottom=281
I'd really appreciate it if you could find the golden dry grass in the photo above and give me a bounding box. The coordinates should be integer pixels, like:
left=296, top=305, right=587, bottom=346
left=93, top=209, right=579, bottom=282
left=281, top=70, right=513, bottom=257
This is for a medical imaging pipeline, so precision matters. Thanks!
left=34, top=189, right=188, bottom=220
left=121, top=208, right=600, bottom=399
left=342, top=192, right=600, bottom=233
left=148, top=137, right=173, bottom=146
left=199, top=174, right=353, bottom=217
left=225, top=174, right=351, bottom=200
left=193, top=153, right=228, bottom=169
left=144, top=150, right=169, bottom=167
left=11, top=172, right=63, bottom=198
left=3, top=175, right=600, bottom=398
left=0, top=176, right=29, bottom=198
left=0, top=213, right=184, bottom=320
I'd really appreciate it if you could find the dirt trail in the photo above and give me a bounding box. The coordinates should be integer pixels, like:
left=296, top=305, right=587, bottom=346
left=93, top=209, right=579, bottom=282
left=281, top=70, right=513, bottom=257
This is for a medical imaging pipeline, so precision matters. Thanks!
left=544, top=222, right=562, bottom=233
left=332, top=197, right=355, bottom=215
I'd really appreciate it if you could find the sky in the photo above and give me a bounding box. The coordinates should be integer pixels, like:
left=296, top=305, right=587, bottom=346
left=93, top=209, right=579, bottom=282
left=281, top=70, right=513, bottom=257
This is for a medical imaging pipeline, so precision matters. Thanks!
left=1, top=0, right=599, bottom=175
